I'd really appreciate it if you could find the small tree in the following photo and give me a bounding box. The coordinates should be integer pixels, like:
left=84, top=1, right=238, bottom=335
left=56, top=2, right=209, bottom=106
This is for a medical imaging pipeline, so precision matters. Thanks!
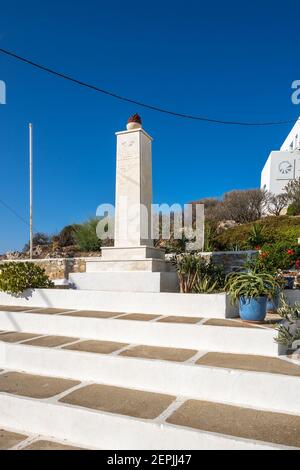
left=265, top=192, right=288, bottom=216
left=56, top=224, right=80, bottom=247
left=190, top=198, right=222, bottom=221
left=23, top=232, right=51, bottom=253
left=218, top=189, right=267, bottom=223
left=284, top=178, right=300, bottom=215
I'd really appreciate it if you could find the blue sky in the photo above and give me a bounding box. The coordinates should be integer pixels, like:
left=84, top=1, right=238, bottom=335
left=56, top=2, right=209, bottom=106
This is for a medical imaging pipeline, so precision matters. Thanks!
left=0, top=0, right=299, bottom=252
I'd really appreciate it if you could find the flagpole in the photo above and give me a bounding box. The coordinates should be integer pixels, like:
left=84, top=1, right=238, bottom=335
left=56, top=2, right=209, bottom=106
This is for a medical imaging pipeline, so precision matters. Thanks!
left=29, top=123, right=33, bottom=259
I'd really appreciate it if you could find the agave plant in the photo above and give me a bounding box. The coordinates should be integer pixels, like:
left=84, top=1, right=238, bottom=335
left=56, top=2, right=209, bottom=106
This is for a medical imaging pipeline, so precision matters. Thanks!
left=193, top=276, right=219, bottom=293
left=247, top=223, right=266, bottom=248
left=274, top=296, right=300, bottom=348
left=225, top=271, right=277, bottom=304
left=171, top=254, right=225, bottom=293
left=277, top=296, right=300, bottom=321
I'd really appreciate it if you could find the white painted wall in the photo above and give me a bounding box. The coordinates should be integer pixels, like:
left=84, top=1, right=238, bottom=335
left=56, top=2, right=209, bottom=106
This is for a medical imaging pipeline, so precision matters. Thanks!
left=261, top=118, right=300, bottom=195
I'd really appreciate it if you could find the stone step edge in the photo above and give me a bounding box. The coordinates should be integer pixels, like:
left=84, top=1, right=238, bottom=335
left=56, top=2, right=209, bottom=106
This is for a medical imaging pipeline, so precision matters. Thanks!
left=0, top=289, right=238, bottom=319
left=1, top=343, right=299, bottom=415
left=0, top=392, right=292, bottom=450
left=0, top=312, right=278, bottom=356
left=0, top=423, right=95, bottom=450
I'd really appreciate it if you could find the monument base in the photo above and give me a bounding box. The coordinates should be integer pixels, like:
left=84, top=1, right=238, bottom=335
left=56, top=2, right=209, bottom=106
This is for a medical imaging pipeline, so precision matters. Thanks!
left=70, top=245, right=178, bottom=292
left=69, top=271, right=179, bottom=293
left=101, top=246, right=165, bottom=261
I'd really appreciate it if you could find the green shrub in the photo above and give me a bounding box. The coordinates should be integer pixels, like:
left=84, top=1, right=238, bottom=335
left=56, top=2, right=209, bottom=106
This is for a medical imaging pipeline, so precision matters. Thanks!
left=23, top=232, right=51, bottom=252
left=57, top=224, right=80, bottom=247
left=258, top=241, right=300, bottom=271
left=287, top=204, right=297, bottom=216
left=0, top=262, right=54, bottom=295
left=74, top=218, right=101, bottom=252
left=215, top=216, right=300, bottom=251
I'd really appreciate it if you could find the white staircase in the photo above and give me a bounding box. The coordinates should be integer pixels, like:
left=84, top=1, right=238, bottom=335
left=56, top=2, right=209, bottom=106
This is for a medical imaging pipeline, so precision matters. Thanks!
left=0, top=302, right=299, bottom=450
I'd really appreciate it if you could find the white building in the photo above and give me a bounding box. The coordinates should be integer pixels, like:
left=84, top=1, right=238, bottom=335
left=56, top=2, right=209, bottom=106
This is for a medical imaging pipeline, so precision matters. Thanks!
left=261, top=117, right=300, bottom=195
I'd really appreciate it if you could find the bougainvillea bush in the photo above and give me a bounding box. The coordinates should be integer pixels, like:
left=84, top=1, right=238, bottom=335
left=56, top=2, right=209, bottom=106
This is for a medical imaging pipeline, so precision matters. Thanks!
left=255, top=241, right=300, bottom=272
left=0, top=262, right=54, bottom=295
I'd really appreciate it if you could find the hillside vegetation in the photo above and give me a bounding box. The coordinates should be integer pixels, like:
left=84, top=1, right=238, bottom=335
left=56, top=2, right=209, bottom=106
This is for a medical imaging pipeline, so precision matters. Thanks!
left=215, top=216, right=300, bottom=251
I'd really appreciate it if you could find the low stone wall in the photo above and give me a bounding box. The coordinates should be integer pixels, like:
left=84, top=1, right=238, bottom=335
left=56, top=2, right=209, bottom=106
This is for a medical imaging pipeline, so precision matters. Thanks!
left=198, top=250, right=257, bottom=273
left=0, top=257, right=101, bottom=281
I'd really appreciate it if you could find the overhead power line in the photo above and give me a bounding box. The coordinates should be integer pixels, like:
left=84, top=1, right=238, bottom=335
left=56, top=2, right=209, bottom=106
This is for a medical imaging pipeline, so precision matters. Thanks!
left=0, top=47, right=298, bottom=127
left=0, top=198, right=38, bottom=232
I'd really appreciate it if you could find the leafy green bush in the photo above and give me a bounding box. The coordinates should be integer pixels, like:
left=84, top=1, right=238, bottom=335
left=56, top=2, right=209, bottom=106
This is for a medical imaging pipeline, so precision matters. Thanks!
left=0, top=262, right=54, bottom=295
left=57, top=224, right=80, bottom=247
left=258, top=241, right=300, bottom=271
left=215, top=216, right=300, bottom=251
left=23, top=232, right=51, bottom=252
left=74, top=219, right=101, bottom=252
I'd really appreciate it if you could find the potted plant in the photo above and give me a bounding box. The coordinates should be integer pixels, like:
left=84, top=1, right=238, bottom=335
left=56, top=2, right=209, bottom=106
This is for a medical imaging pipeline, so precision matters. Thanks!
left=275, top=297, right=300, bottom=354
left=225, top=271, right=277, bottom=322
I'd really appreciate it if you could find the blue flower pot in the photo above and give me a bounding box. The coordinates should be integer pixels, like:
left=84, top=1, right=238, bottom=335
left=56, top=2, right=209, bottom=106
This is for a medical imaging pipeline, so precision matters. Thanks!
left=266, top=292, right=280, bottom=313
left=239, top=296, right=267, bottom=322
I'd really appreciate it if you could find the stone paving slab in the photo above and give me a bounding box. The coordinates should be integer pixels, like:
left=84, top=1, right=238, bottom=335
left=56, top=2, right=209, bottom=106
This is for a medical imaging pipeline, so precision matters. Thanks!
left=0, top=428, right=28, bottom=450
left=61, top=310, right=118, bottom=319
left=27, top=308, right=72, bottom=315
left=117, top=313, right=160, bottom=321
left=23, top=335, right=79, bottom=348
left=0, top=372, right=80, bottom=399
left=0, top=332, right=41, bottom=343
left=22, top=440, right=84, bottom=450
left=63, top=340, right=128, bottom=354
left=60, top=384, right=174, bottom=419
left=203, top=319, right=259, bottom=328
left=167, top=399, right=300, bottom=448
left=0, top=306, right=37, bottom=312
left=157, top=316, right=201, bottom=324
left=196, top=352, right=300, bottom=377
left=119, top=345, right=198, bottom=362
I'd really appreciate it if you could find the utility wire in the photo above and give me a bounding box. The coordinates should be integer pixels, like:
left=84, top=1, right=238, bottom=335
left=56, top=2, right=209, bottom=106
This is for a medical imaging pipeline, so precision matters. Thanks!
left=0, top=47, right=298, bottom=127
left=0, top=198, right=38, bottom=232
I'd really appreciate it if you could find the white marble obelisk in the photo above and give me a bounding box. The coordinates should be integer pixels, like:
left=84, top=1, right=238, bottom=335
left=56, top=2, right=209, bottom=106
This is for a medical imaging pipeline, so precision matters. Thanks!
left=71, top=115, right=179, bottom=292
left=114, top=115, right=153, bottom=247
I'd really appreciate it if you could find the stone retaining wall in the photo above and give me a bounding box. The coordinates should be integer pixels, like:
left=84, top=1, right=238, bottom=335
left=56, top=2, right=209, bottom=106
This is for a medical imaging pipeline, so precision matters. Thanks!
left=198, top=250, right=257, bottom=273
left=0, top=257, right=101, bottom=281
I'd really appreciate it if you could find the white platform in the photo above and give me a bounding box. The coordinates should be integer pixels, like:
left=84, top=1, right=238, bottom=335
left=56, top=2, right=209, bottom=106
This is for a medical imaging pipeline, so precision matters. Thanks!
left=70, top=271, right=179, bottom=292
left=0, top=289, right=238, bottom=318
left=85, top=258, right=172, bottom=272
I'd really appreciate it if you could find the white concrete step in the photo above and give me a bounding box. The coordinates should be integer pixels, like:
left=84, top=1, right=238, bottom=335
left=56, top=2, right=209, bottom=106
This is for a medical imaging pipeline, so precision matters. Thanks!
left=0, top=425, right=91, bottom=450
left=69, top=271, right=179, bottom=292
left=0, top=369, right=298, bottom=450
left=0, top=288, right=238, bottom=318
left=86, top=258, right=170, bottom=272
left=0, top=339, right=299, bottom=415
left=0, top=309, right=279, bottom=356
